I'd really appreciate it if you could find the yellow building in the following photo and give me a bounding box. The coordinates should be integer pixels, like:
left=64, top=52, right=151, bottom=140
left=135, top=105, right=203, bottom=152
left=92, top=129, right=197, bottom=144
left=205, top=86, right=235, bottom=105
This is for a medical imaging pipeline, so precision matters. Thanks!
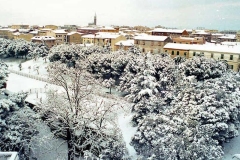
left=134, top=35, right=172, bottom=53
left=67, top=32, right=83, bottom=44
left=115, top=40, right=134, bottom=51
left=13, top=33, right=34, bottom=41
left=99, top=26, right=119, bottom=33
left=164, top=43, right=240, bottom=71
left=11, top=25, right=29, bottom=29
left=236, top=31, right=240, bottom=42
left=172, top=37, right=205, bottom=44
left=163, top=43, right=190, bottom=59
left=82, top=33, right=126, bottom=51
left=0, top=28, right=16, bottom=39
left=38, top=29, right=52, bottom=36
left=48, top=30, right=68, bottom=45
left=82, top=34, right=95, bottom=44
left=44, top=25, right=58, bottom=30
left=31, top=36, right=56, bottom=48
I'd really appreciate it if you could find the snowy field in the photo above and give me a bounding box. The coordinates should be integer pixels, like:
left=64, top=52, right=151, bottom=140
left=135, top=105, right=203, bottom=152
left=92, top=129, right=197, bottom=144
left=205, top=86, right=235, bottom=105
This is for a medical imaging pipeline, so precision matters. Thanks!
left=3, top=57, right=240, bottom=160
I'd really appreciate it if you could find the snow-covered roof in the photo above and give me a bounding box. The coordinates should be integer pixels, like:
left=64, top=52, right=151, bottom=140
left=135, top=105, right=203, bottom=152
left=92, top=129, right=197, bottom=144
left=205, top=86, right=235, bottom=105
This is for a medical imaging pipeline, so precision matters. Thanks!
left=134, top=33, right=149, bottom=36
left=13, top=32, right=20, bottom=36
left=67, top=32, right=83, bottom=36
left=212, top=33, right=224, bottom=36
left=79, top=27, right=99, bottom=30
left=82, top=33, right=121, bottom=39
left=53, top=30, right=67, bottom=34
left=18, top=29, right=30, bottom=33
left=31, top=36, right=56, bottom=40
left=82, top=34, right=95, bottom=38
left=115, top=40, right=134, bottom=46
left=134, top=35, right=168, bottom=41
left=100, top=26, right=116, bottom=30
left=151, top=28, right=186, bottom=33
left=29, top=30, right=39, bottom=34
left=0, top=28, right=17, bottom=32
left=164, top=43, right=240, bottom=54
left=192, top=30, right=211, bottom=35
left=40, top=28, right=52, bottom=31
left=221, top=42, right=240, bottom=46
left=218, top=34, right=236, bottom=39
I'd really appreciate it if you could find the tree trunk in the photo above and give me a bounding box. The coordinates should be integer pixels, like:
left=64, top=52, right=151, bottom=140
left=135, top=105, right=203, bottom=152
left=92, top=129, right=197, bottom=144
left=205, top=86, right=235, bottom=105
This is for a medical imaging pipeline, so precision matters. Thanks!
left=67, top=128, right=74, bottom=160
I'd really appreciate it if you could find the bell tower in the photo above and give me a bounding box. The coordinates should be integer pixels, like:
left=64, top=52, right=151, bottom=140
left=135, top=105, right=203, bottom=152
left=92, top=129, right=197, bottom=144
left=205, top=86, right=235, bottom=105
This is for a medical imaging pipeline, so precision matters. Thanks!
left=94, top=13, right=97, bottom=25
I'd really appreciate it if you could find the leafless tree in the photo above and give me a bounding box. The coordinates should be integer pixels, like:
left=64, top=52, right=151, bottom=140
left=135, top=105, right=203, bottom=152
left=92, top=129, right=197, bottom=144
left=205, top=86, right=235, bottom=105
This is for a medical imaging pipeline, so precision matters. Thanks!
left=37, top=61, right=127, bottom=160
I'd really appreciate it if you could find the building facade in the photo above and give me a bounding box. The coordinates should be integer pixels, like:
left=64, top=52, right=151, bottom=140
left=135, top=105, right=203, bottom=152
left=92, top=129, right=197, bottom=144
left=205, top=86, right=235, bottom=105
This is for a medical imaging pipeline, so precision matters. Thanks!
left=67, top=32, right=83, bottom=44
left=48, top=30, right=68, bottom=45
left=82, top=33, right=126, bottom=51
left=31, top=36, right=56, bottom=48
left=164, top=43, right=240, bottom=71
left=151, top=28, right=189, bottom=38
left=172, top=37, right=205, bottom=44
left=134, top=35, right=172, bottom=53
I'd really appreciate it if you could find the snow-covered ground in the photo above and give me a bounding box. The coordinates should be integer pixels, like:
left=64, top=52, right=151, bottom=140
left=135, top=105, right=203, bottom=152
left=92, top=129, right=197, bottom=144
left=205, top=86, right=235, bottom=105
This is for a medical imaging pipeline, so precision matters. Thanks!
left=3, top=57, right=240, bottom=160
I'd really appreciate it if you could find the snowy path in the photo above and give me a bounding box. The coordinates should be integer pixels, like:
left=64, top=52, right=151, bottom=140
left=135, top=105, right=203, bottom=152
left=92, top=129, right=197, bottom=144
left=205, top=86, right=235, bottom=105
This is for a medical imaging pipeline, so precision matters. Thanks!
left=118, top=113, right=138, bottom=159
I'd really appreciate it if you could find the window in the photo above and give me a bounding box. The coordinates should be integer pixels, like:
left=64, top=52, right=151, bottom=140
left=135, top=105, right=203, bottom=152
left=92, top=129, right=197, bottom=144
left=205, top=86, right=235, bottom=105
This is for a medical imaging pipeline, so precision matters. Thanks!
left=177, top=51, right=179, bottom=55
left=165, top=50, right=167, bottom=53
left=151, top=49, right=153, bottom=53
left=172, top=51, right=174, bottom=55
left=228, top=65, right=233, bottom=69
left=230, top=55, right=233, bottom=60
left=158, top=42, right=161, bottom=46
left=221, top=54, right=224, bottom=59
left=142, top=41, right=145, bottom=45
left=151, top=41, right=154, bottom=46
left=184, top=52, right=187, bottom=57
left=193, top=52, right=196, bottom=56
left=211, top=53, right=214, bottom=58
left=136, top=40, right=139, bottom=44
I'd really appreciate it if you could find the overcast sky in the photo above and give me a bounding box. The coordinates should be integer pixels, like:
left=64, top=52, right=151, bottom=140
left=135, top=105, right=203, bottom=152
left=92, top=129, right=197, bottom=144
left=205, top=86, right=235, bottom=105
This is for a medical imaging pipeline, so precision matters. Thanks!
left=0, top=0, right=239, bottom=30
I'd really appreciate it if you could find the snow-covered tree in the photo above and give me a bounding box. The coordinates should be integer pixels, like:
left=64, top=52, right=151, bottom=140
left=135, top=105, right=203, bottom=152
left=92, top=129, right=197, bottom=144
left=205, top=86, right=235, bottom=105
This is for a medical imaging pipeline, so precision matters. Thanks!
left=0, top=92, right=39, bottom=159
left=180, top=55, right=228, bottom=81
left=37, top=61, right=128, bottom=160
left=131, top=69, right=240, bottom=159
left=0, top=38, right=11, bottom=58
left=0, top=61, right=9, bottom=88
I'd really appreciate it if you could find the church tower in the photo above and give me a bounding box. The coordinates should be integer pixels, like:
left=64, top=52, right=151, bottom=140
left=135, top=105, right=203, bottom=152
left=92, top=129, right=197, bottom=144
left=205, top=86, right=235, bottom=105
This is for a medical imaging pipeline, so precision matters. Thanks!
left=94, top=13, right=97, bottom=25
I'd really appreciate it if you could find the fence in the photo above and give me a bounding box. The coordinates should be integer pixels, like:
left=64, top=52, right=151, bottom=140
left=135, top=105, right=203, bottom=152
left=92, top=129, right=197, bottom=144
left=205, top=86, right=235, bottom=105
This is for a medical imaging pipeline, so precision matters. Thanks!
left=8, top=69, right=51, bottom=84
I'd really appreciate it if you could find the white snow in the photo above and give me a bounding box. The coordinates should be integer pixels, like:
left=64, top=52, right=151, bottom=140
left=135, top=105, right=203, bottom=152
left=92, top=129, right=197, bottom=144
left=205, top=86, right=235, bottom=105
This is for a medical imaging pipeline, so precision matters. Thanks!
left=118, top=113, right=138, bottom=159
left=4, top=57, right=240, bottom=160
left=164, top=43, right=240, bottom=54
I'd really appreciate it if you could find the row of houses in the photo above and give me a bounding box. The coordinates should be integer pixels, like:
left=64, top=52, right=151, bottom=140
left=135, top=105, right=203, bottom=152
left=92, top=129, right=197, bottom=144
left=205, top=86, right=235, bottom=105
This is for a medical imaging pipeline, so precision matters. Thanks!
left=1, top=25, right=240, bottom=71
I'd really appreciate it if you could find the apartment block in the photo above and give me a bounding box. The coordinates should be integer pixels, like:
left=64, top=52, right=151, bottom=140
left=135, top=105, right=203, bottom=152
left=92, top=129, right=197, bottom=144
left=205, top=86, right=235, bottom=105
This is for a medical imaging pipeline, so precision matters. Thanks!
left=164, top=43, right=240, bottom=71
left=134, top=35, right=172, bottom=53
